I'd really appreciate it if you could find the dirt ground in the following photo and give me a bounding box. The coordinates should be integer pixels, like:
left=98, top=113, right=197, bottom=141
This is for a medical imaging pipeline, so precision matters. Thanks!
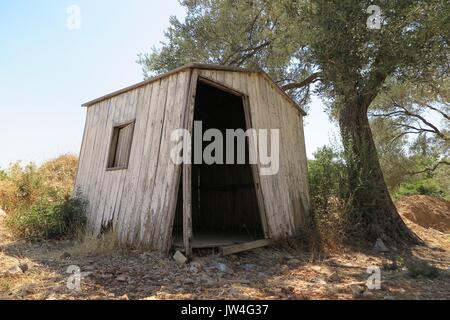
left=0, top=199, right=449, bottom=300
left=396, top=195, right=450, bottom=233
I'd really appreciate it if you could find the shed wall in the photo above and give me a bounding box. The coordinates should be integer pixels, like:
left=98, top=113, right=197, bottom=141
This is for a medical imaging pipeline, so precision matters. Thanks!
left=76, top=70, right=191, bottom=249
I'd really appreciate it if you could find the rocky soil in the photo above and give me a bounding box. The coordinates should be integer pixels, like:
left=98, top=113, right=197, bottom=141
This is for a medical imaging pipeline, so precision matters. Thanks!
left=0, top=200, right=449, bottom=300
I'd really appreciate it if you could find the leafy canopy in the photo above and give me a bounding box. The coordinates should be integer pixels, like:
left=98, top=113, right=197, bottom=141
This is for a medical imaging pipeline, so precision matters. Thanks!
left=139, top=0, right=449, bottom=111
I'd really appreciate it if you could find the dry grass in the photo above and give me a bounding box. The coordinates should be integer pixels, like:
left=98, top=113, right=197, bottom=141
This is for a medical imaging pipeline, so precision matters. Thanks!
left=0, top=154, right=85, bottom=240
left=0, top=154, right=78, bottom=211
left=68, top=231, right=125, bottom=257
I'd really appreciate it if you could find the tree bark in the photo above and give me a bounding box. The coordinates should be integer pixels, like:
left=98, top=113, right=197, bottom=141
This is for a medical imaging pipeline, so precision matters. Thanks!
left=338, top=103, right=420, bottom=244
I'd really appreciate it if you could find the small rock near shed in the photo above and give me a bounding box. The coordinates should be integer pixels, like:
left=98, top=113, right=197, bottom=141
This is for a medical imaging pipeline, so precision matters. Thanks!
left=173, top=251, right=187, bottom=264
left=373, top=238, right=389, bottom=252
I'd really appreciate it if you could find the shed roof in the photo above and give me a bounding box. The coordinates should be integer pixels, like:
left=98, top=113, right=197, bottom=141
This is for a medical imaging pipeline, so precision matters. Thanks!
left=82, top=63, right=306, bottom=115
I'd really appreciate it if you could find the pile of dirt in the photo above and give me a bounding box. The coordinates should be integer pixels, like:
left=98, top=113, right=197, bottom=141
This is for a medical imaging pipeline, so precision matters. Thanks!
left=396, top=195, right=450, bottom=232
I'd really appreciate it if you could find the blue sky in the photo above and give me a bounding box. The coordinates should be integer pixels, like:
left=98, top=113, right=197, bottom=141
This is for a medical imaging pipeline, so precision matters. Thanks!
left=0, top=0, right=337, bottom=169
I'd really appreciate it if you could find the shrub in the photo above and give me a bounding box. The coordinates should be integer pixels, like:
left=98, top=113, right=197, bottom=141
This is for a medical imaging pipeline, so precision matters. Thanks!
left=396, top=179, right=445, bottom=198
left=39, top=154, right=78, bottom=197
left=308, top=146, right=348, bottom=214
left=5, top=195, right=86, bottom=240
left=308, top=146, right=349, bottom=244
left=382, top=256, right=405, bottom=271
left=406, top=261, right=440, bottom=279
left=0, top=154, right=85, bottom=240
left=0, top=180, right=19, bottom=213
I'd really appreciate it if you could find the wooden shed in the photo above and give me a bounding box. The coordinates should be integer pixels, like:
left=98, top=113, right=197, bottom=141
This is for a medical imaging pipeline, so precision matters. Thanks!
left=75, top=64, right=311, bottom=256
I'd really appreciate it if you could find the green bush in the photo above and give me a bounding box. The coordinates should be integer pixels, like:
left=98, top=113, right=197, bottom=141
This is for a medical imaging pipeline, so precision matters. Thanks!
left=406, top=261, right=440, bottom=279
left=308, top=146, right=348, bottom=213
left=382, top=257, right=405, bottom=271
left=307, top=146, right=351, bottom=244
left=396, top=179, right=445, bottom=198
left=5, top=195, right=86, bottom=240
left=0, top=154, right=86, bottom=240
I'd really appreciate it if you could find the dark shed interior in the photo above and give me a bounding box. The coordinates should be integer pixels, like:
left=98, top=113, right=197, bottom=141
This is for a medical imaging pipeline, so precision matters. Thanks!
left=173, top=80, right=264, bottom=249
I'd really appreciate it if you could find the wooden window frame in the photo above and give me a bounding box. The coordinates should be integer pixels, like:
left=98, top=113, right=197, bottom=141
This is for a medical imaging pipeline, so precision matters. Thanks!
left=106, top=120, right=135, bottom=171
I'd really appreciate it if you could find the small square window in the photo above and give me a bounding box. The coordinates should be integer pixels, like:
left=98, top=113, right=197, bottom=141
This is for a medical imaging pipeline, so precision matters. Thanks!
left=107, top=121, right=135, bottom=170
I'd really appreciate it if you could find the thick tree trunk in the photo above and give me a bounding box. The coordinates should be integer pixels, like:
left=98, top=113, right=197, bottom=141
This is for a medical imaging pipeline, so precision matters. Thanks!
left=338, top=103, right=420, bottom=244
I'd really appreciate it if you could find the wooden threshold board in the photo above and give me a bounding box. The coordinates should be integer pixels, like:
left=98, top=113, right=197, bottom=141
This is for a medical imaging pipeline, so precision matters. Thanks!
left=220, top=239, right=271, bottom=256
left=172, top=233, right=271, bottom=255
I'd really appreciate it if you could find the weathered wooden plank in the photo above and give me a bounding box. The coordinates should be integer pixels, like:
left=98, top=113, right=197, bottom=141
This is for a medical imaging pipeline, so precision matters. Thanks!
left=131, top=81, right=163, bottom=243
left=85, top=100, right=110, bottom=231
left=92, top=98, right=115, bottom=232
left=183, top=70, right=199, bottom=257
left=93, top=96, right=116, bottom=233
left=256, top=76, right=285, bottom=237
left=105, top=96, right=129, bottom=231
left=149, top=70, right=191, bottom=251
left=82, top=103, right=102, bottom=220
left=73, top=109, right=89, bottom=193
left=262, top=78, right=296, bottom=236
left=261, top=76, right=297, bottom=237
left=97, top=98, right=125, bottom=229
left=75, top=107, right=94, bottom=195
left=119, top=89, right=140, bottom=241
left=139, top=75, right=171, bottom=245
left=100, top=89, right=142, bottom=233
left=134, top=80, right=168, bottom=243
left=107, top=90, right=134, bottom=243
left=220, top=239, right=271, bottom=256
left=147, top=73, right=180, bottom=247
left=160, top=71, right=192, bottom=252
left=246, top=73, right=277, bottom=238
left=119, top=84, right=153, bottom=244
left=114, top=89, right=139, bottom=242
left=276, top=93, right=302, bottom=231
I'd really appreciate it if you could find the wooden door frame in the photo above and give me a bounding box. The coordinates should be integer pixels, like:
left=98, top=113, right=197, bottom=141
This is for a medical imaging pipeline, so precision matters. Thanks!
left=182, top=72, right=269, bottom=257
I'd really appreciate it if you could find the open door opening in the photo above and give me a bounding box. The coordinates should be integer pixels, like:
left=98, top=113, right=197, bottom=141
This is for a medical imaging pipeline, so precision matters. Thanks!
left=172, top=79, right=265, bottom=252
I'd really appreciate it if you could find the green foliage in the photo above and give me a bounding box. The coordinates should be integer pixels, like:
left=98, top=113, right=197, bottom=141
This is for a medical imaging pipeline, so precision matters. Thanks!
left=370, top=117, right=410, bottom=191
left=369, top=76, right=450, bottom=198
left=406, top=261, right=440, bottom=279
left=307, top=146, right=351, bottom=243
left=140, top=0, right=449, bottom=109
left=308, top=146, right=347, bottom=212
left=397, top=179, right=445, bottom=198
left=382, top=257, right=441, bottom=279
left=371, top=123, right=448, bottom=199
left=382, top=256, right=405, bottom=272
left=0, top=154, right=85, bottom=240
left=5, top=195, right=86, bottom=240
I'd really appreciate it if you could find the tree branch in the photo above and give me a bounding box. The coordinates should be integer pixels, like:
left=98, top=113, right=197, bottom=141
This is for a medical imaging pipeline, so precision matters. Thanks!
left=393, top=122, right=438, bottom=135
left=227, top=40, right=272, bottom=66
left=425, top=104, right=450, bottom=121
left=281, top=72, right=321, bottom=91
left=406, top=160, right=450, bottom=175
left=369, top=110, right=405, bottom=118
left=389, top=131, right=418, bottom=144
left=392, top=101, right=448, bottom=140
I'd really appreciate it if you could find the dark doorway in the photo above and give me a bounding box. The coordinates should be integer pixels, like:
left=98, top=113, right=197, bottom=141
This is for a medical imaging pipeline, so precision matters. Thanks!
left=172, top=79, right=264, bottom=249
